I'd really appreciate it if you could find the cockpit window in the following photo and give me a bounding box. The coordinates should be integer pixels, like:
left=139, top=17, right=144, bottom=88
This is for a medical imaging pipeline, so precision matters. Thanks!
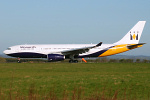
left=7, top=48, right=11, bottom=50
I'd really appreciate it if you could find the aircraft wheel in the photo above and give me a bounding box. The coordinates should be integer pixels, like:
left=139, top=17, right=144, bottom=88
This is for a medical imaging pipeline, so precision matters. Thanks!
left=69, top=60, right=73, bottom=63
left=69, top=60, right=78, bottom=63
left=17, top=58, right=21, bottom=63
left=17, top=60, right=21, bottom=63
left=74, top=60, right=78, bottom=63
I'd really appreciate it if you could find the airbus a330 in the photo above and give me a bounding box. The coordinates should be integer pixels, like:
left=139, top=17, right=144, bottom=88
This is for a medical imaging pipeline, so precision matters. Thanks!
left=3, top=21, right=146, bottom=63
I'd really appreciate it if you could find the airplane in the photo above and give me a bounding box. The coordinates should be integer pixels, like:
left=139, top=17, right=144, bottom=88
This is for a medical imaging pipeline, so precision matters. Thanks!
left=3, top=21, right=146, bottom=63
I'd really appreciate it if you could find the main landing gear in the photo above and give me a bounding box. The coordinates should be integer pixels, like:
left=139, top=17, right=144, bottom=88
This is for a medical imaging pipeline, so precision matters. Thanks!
left=69, top=60, right=78, bottom=63
left=69, top=55, right=78, bottom=63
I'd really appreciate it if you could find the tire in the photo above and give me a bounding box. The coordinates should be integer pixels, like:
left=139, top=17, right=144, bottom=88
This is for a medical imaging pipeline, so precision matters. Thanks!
left=69, top=60, right=78, bottom=63
left=74, top=60, right=78, bottom=63
left=69, top=60, right=73, bottom=63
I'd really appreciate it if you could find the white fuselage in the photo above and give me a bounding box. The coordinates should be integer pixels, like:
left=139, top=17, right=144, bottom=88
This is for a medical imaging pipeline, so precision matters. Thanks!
left=3, top=44, right=113, bottom=58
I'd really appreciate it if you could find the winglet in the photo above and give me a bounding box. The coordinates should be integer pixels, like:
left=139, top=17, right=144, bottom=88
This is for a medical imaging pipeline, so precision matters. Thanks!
left=94, top=42, right=102, bottom=48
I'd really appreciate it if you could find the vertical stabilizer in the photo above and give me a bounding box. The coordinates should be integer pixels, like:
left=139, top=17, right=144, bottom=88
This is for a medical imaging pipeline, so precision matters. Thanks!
left=114, top=21, right=146, bottom=44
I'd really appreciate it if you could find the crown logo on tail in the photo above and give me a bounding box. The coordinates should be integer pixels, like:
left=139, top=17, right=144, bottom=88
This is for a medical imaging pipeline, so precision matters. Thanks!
left=130, top=33, right=138, bottom=40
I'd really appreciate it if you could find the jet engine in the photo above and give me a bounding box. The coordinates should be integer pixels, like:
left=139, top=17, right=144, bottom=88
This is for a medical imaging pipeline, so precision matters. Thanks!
left=47, top=54, right=65, bottom=62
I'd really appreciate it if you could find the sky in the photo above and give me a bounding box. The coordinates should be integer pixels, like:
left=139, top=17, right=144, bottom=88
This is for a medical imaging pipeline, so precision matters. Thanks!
left=0, top=0, right=150, bottom=56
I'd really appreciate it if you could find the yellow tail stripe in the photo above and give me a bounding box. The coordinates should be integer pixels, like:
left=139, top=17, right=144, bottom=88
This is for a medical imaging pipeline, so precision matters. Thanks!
left=99, top=44, right=130, bottom=57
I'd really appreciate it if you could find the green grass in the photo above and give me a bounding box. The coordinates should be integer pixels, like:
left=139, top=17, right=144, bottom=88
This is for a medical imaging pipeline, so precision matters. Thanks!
left=0, top=63, right=150, bottom=99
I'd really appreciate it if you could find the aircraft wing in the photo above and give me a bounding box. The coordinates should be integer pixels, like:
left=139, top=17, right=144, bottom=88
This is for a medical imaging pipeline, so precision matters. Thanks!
left=61, top=42, right=102, bottom=55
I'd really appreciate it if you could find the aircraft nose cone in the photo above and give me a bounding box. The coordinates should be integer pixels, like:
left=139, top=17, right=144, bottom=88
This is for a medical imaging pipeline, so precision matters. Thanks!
left=3, top=50, right=7, bottom=54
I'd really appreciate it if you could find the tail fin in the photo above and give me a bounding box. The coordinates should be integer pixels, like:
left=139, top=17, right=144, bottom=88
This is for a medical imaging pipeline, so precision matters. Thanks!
left=114, top=21, right=146, bottom=45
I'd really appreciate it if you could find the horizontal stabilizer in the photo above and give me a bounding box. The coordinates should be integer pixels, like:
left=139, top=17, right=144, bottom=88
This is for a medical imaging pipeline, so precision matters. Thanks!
left=127, top=43, right=146, bottom=49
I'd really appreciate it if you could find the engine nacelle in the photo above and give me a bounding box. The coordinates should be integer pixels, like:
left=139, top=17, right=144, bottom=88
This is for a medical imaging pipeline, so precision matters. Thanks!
left=47, top=54, right=65, bottom=62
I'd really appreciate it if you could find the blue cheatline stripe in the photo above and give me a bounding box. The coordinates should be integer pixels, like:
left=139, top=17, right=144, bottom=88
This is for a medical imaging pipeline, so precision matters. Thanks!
left=78, top=49, right=107, bottom=58
left=7, top=46, right=116, bottom=59
left=77, top=46, right=115, bottom=58
left=7, top=52, right=47, bottom=58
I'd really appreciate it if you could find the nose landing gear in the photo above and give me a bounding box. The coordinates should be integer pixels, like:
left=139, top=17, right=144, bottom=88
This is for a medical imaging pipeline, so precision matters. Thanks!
left=17, top=57, right=21, bottom=63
